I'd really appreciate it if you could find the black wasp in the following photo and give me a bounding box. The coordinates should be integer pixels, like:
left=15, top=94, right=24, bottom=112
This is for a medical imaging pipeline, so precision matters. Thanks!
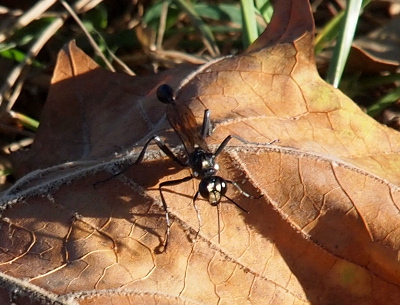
left=135, top=84, right=276, bottom=251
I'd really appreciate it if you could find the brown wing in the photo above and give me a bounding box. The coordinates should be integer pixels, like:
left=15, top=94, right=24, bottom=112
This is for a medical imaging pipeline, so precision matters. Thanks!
left=166, top=102, right=208, bottom=154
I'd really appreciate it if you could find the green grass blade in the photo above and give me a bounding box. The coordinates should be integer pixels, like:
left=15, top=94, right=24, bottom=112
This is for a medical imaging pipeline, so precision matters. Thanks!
left=326, top=0, right=364, bottom=88
left=240, top=0, right=258, bottom=47
left=255, top=0, right=273, bottom=23
left=367, top=87, right=400, bottom=117
left=360, top=73, right=400, bottom=89
left=315, top=0, right=371, bottom=55
left=314, top=12, right=344, bottom=55
left=194, top=3, right=242, bottom=25
left=11, top=111, right=39, bottom=131
left=173, top=0, right=220, bottom=56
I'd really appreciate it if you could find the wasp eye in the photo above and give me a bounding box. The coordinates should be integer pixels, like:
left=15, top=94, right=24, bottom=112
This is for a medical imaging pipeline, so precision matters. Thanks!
left=157, top=84, right=175, bottom=104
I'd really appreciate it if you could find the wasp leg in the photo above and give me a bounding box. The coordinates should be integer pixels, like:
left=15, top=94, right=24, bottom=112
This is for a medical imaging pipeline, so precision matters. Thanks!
left=158, top=175, right=193, bottom=252
left=94, top=135, right=186, bottom=188
left=191, top=191, right=202, bottom=243
left=135, top=135, right=186, bottom=167
left=201, top=109, right=213, bottom=139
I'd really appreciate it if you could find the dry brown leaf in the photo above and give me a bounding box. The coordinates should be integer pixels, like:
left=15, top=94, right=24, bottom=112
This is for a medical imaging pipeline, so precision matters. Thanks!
left=348, top=15, right=400, bottom=74
left=2, top=0, right=400, bottom=304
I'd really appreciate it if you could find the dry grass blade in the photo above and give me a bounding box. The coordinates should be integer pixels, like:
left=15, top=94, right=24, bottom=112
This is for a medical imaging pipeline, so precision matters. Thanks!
left=0, top=17, right=65, bottom=110
left=0, top=0, right=57, bottom=43
left=59, top=0, right=114, bottom=72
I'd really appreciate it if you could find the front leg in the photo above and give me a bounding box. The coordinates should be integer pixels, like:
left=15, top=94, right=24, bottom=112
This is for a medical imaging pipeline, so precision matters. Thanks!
left=158, top=175, right=194, bottom=252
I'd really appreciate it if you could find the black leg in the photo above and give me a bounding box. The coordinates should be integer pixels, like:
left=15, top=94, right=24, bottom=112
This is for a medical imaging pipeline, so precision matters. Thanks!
left=191, top=190, right=222, bottom=245
left=223, top=179, right=264, bottom=213
left=135, top=135, right=186, bottom=167
left=158, top=175, right=194, bottom=252
left=192, top=191, right=202, bottom=242
left=201, top=109, right=212, bottom=139
left=226, top=179, right=262, bottom=200
left=94, top=135, right=186, bottom=187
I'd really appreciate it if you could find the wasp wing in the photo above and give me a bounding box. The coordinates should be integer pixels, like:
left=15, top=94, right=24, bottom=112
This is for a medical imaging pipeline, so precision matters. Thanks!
left=166, top=102, right=208, bottom=154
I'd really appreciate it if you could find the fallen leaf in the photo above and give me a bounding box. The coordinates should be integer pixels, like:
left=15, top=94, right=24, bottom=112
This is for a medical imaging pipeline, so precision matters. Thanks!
left=348, top=15, right=400, bottom=74
left=2, top=0, right=400, bottom=304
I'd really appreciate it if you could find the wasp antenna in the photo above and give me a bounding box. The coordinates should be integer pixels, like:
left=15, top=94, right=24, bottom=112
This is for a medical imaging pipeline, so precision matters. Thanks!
left=223, top=194, right=249, bottom=213
left=217, top=203, right=221, bottom=244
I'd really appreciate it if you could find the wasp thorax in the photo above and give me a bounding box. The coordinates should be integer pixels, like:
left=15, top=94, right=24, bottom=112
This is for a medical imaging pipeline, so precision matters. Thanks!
left=190, top=147, right=219, bottom=178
